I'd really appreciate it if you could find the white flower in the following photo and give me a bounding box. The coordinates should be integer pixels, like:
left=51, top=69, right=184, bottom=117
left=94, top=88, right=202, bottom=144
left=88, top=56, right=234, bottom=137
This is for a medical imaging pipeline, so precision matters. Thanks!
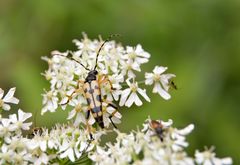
left=145, top=66, right=176, bottom=100
left=41, top=90, right=59, bottom=115
left=171, top=152, right=194, bottom=165
left=0, top=118, right=12, bottom=138
left=125, top=44, right=150, bottom=64
left=9, top=109, right=32, bottom=131
left=102, top=102, right=122, bottom=128
left=170, top=124, right=194, bottom=152
left=98, top=44, right=121, bottom=74
left=120, top=79, right=150, bottom=107
left=88, top=146, right=112, bottom=165
left=58, top=137, right=82, bottom=162
left=0, top=144, right=14, bottom=164
left=66, top=95, right=88, bottom=126
left=195, top=147, right=232, bottom=165
left=31, top=152, right=49, bottom=165
left=120, top=60, right=141, bottom=78
left=0, top=87, right=19, bottom=111
left=100, top=74, right=123, bottom=101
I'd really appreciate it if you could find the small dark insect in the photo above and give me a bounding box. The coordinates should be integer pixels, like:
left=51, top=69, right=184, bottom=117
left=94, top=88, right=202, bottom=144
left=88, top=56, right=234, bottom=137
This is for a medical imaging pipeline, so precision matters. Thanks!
left=169, top=80, right=177, bottom=90
left=150, top=120, right=164, bottom=141
left=54, top=34, right=120, bottom=139
left=30, top=127, right=43, bottom=137
left=28, top=111, right=43, bottom=138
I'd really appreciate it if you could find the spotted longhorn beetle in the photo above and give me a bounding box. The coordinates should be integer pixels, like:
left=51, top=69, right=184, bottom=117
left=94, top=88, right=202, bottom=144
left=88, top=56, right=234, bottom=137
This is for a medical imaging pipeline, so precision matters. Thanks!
left=54, top=35, right=120, bottom=138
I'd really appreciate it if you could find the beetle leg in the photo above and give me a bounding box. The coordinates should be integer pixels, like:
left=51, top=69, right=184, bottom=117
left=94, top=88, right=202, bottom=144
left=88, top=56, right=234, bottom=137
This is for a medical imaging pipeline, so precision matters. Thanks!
left=86, top=108, right=94, bottom=140
left=98, top=74, right=115, bottom=90
left=61, top=80, right=85, bottom=105
left=103, top=99, right=119, bottom=129
left=98, top=74, right=117, bottom=101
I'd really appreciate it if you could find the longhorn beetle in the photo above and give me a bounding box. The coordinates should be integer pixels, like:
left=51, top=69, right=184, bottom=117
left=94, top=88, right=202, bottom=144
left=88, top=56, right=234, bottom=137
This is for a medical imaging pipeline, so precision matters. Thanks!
left=150, top=120, right=165, bottom=141
left=53, top=35, right=120, bottom=138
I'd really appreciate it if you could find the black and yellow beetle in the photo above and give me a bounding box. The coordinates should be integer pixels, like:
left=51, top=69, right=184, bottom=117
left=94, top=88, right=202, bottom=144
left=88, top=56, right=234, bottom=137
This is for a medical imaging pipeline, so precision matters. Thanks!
left=53, top=35, right=120, bottom=138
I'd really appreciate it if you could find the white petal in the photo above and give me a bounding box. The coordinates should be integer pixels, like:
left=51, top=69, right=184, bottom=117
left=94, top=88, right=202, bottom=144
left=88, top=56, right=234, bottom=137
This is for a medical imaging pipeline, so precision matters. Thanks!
left=88, top=113, right=95, bottom=125
left=79, top=141, right=88, bottom=152
left=0, top=88, right=4, bottom=99
left=67, top=109, right=76, bottom=120
left=113, top=111, right=122, bottom=119
left=221, top=157, right=232, bottom=164
left=74, top=147, right=82, bottom=158
left=18, top=109, right=32, bottom=122
left=145, top=73, right=154, bottom=85
left=127, top=70, right=136, bottom=78
left=75, top=112, right=86, bottom=126
left=22, top=122, right=32, bottom=130
left=60, top=149, right=73, bottom=161
left=125, top=92, right=136, bottom=107
left=59, top=140, right=69, bottom=152
left=40, top=140, right=47, bottom=152
left=137, top=88, right=150, bottom=102
left=7, top=97, right=19, bottom=104
left=161, top=119, right=173, bottom=127
left=68, top=148, right=75, bottom=162
left=153, top=83, right=171, bottom=100
left=2, top=103, right=10, bottom=111
left=60, top=97, right=69, bottom=106
left=39, top=153, right=49, bottom=164
left=48, top=140, right=55, bottom=149
left=119, top=88, right=131, bottom=106
left=3, top=88, right=17, bottom=103
left=27, top=140, right=39, bottom=150
left=136, top=57, right=148, bottom=64
left=103, top=113, right=110, bottom=128
left=177, top=124, right=194, bottom=135
left=111, top=116, right=122, bottom=124
left=163, top=73, right=176, bottom=79
left=153, top=66, right=167, bottom=75
left=134, top=93, right=142, bottom=106
left=1, top=118, right=11, bottom=126
left=9, top=114, right=17, bottom=123
left=132, top=62, right=141, bottom=72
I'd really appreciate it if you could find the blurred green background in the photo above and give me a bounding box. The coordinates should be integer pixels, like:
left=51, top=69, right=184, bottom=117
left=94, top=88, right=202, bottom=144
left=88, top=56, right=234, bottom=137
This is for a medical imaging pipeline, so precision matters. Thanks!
left=0, top=0, right=239, bottom=163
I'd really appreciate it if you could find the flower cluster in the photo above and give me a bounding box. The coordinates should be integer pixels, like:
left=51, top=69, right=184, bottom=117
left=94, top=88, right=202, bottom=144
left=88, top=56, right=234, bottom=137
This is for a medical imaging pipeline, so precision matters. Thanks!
left=0, top=86, right=233, bottom=164
left=0, top=87, right=102, bottom=164
left=41, top=33, right=176, bottom=129
left=0, top=34, right=234, bottom=164
left=89, top=117, right=232, bottom=165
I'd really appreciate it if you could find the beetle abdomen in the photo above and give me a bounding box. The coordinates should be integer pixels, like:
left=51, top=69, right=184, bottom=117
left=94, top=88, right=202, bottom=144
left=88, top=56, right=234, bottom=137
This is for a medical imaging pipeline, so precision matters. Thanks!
left=84, top=80, right=104, bottom=128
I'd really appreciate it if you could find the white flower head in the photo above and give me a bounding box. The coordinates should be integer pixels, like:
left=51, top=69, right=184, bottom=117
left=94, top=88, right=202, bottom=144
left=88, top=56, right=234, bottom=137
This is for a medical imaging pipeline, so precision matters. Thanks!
left=9, top=109, right=32, bottom=131
left=120, top=79, right=150, bottom=107
left=195, top=147, right=232, bottom=165
left=0, top=118, right=13, bottom=138
left=66, top=95, right=88, bottom=126
left=125, top=44, right=150, bottom=64
left=41, top=90, right=59, bottom=115
left=145, top=66, right=176, bottom=100
left=0, top=87, right=19, bottom=111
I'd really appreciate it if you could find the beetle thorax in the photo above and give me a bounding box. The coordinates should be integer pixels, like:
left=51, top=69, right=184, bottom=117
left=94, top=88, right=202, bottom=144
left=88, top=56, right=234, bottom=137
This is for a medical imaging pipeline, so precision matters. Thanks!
left=85, top=70, right=98, bottom=82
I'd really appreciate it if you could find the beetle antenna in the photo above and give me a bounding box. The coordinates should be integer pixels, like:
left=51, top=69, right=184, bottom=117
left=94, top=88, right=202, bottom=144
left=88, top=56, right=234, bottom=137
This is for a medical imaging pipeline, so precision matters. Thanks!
left=94, top=34, right=120, bottom=70
left=52, top=52, right=91, bottom=71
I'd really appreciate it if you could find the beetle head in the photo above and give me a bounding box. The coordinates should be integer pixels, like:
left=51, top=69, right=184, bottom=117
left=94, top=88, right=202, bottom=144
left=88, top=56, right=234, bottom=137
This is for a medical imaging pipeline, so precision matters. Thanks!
left=85, top=70, right=98, bottom=82
left=89, top=70, right=98, bottom=75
